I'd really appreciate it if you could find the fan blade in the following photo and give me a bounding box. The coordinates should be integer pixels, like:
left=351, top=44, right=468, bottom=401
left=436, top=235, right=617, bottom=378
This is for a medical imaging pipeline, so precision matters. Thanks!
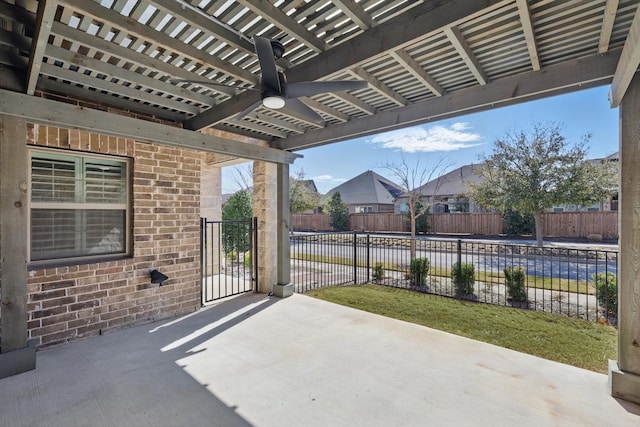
left=287, top=80, right=368, bottom=98
left=236, top=100, right=262, bottom=119
left=283, top=98, right=324, bottom=125
left=254, top=36, right=281, bottom=92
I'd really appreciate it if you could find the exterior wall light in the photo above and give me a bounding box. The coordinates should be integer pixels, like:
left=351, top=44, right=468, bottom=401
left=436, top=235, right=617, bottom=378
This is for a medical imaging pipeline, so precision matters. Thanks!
left=150, top=270, right=169, bottom=286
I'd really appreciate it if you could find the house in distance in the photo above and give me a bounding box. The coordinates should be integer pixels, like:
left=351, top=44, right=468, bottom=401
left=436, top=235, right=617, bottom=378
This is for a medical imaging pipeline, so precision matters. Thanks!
left=325, top=170, right=403, bottom=214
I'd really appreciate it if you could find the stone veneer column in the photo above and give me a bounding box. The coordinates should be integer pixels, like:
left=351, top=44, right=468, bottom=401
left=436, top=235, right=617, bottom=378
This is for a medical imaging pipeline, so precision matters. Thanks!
left=253, top=161, right=278, bottom=293
left=274, top=163, right=293, bottom=297
left=200, top=164, right=222, bottom=285
left=610, top=72, right=640, bottom=404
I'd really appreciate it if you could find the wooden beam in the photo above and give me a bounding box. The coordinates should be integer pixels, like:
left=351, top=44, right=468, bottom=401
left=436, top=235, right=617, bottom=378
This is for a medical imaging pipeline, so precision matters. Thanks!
left=0, top=115, right=28, bottom=353
left=332, top=0, right=374, bottom=30
left=50, top=20, right=240, bottom=97
left=37, top=79, right=188, bottom=122
left=26, top=0, right=57, bottom=95
left=516, top=0, right=540, bottom=71
left=300, top=97, right=350, bottom=122
left=59, top=0, right=258, bottom=85
left=390, top=49, right=445, bottom=96
left=599, top=0, right=620, bottom=54
left=245, top=112, right=306, bottom=134
left=236, top=0, right=328, bottom=53
left=348, top=67, right=407, bottom=107
left=444, top=26, right=489, bottom=85
left=183, top=0, right=506, bottom=130
left=0, top=89, right=299, bottom=164
left=612, top=71, right=640, bottom=405
left=609, top=2, right=640, bottom=107
left=286, top=0, right=507, bottom=83
left=39, top=62, right=202, bottom=114
left=332, top=91, right=376, bottom=115
left=225, top=119, right=289, bottom=139
left=147, top=0, right=255, bottom=55
left=42, top=44, right=216, bottom=107
left=274, top=50, right=621, bottom=151
left=184, top=90, right=262, bottom=130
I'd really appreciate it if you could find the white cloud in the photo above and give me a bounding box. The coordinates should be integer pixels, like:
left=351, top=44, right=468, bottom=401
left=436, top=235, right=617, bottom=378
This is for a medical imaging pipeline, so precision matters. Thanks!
left=312, top=175, right=346, bottom=184
left=369, top=122, right=482, bottom=153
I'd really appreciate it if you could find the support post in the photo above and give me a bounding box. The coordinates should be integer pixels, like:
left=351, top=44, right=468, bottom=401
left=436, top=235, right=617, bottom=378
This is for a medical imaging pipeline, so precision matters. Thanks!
left=0, top=114, right=36, bottom=378
left=273, top=163, right=293, bottom=298
left=610, top=72, right=640, bottom=404
left=253, top=161, right=278, bottom=293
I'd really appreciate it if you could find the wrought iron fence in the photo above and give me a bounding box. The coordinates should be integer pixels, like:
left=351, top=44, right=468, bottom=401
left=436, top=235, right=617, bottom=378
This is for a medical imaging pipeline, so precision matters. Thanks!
left=290, top=232, right=618, bottom=324
left=200, top=218, right=257, bottom=304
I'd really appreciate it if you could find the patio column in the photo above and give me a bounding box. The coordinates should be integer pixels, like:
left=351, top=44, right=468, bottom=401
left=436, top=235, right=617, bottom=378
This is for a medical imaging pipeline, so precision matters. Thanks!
left=200, top=162, right=222, bottom=284
left=253, top=161, right=278, bottom=293
left=0, top=114, right=36, bottom=379
left=610, top=72, right=640, bottom=404
left=274, top=163, right=293, bottom=297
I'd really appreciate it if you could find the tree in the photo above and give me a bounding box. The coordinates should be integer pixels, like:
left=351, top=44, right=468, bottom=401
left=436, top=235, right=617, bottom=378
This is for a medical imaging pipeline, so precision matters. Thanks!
left=404, top=202, right=430, bottom=234
left=469, top=122, right=616, bottom=247
left=221, top=190, right=253, bottom=254
left=383, top=157, right=448, bottom=260
left=327, top=191, right=349, bottom=231
left=290, top=169, right=321, bottom=214
left=230, top=162, right=254, bottom=192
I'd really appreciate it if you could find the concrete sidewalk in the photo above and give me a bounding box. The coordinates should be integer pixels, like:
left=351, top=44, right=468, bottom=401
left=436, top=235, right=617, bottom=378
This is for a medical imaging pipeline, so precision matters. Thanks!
left=1, top=292, right=638, bottom=426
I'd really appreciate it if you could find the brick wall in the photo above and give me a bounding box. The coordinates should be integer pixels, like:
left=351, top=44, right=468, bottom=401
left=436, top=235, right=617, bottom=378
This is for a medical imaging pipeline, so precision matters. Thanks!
left=25, top=124, right=202, bottom=348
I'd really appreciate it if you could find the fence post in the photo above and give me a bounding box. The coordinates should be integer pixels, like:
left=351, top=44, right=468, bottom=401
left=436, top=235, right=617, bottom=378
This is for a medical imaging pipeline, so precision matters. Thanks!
left=200, top=218, right=206, bottom=307
left=353, top=231, right=358, bottom=285
left=366, top=234, right=371, bottom=284
left=252, top=217, right=258, bottom=292
left=456, top=239, right=462, bottom=295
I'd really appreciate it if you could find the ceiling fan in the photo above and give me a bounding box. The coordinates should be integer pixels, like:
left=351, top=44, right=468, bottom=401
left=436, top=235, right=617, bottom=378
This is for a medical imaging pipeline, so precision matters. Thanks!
left=174, top=36, right=368, bottom=124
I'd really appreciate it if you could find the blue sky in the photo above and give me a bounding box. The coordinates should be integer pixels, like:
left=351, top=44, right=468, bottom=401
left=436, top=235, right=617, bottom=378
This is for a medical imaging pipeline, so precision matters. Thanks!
left=222, top=85, right=619, bottom=194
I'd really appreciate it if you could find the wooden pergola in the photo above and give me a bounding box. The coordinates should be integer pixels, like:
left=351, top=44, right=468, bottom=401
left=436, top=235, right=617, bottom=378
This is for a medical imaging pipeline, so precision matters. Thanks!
left=1, top=0, right=639, bottom=403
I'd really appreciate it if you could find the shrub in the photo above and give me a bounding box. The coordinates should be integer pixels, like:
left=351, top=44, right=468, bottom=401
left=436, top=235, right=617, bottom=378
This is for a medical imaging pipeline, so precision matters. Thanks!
left=327, top=192, right=350, bottom=231
left=244, top=251, right=252, bottom=267
left=592, top=272, right=617, bottom=317
left=409, top=258, right=430, bottom=287
left=452, top=262, right=475, bottom=297
left=222, top=190, right=252, bottom=253
left=372, top=262, right=384, bottom=282
left=502, top=208, right=535, bottom=235
left=504, top=266, right=527, bottom=303
left=587, top=233, right=603, bottom=242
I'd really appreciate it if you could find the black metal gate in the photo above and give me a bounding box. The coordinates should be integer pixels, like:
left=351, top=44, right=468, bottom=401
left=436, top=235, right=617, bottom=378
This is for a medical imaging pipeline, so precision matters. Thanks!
left=200, top=217, right=258, bottom=304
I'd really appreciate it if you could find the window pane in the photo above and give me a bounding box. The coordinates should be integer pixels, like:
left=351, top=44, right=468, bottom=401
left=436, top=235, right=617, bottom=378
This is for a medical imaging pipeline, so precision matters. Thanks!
left=31, top=157, right=76, bottom=202
left=85, top=161, right=127, bottom=203
left=31, top=209, right=126, bottom=261
left=31, top=209, right=78, bottom=260
left=86, top=211, right=126, bottom=254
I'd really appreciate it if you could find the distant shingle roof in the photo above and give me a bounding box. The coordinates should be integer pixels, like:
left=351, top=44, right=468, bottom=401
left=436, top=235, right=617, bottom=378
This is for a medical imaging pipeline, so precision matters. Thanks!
left=408, top=164, right=484, bottom=197
left=325, top=170, right=402, bottom=205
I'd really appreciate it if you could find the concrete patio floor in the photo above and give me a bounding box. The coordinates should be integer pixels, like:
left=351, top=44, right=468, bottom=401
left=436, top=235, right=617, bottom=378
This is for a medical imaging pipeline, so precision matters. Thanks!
left=1, top=292, right=639, bottom=427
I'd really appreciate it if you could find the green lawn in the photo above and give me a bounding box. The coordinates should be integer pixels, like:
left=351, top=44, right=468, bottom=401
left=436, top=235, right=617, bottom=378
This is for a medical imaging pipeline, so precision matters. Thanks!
left=306, top=284, right=617, bottom=373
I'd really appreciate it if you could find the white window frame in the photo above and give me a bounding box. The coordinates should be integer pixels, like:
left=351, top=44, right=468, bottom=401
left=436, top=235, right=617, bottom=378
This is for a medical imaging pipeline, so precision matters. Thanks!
left=28, top=147, right=131, bottom=266
left=355, top=206, right=373, bottom=213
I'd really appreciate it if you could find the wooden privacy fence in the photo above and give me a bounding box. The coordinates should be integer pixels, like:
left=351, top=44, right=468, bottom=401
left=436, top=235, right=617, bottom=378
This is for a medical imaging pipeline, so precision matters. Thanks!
left=291, top=211, right=618, bottom=239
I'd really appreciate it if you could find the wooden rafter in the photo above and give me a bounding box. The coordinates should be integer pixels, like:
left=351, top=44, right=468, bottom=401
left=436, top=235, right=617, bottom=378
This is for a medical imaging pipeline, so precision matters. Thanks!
left=444, top=25, right=488, bottom=85
left=610, top=3, right=640, bottom=107
left=516, top=0, right=540, bottom=71
left=599, top=0, right=620, bottom=53
left=26, top=0, right=57, bottom=95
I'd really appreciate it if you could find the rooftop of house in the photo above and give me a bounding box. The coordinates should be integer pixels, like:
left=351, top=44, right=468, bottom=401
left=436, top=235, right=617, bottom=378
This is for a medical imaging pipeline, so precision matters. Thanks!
left=325, top=170, right=403, bottom=205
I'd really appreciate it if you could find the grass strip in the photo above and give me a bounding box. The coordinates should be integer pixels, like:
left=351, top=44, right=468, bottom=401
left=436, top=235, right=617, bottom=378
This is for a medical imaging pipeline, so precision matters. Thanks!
left=306, top=284, right=617, bottom=373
